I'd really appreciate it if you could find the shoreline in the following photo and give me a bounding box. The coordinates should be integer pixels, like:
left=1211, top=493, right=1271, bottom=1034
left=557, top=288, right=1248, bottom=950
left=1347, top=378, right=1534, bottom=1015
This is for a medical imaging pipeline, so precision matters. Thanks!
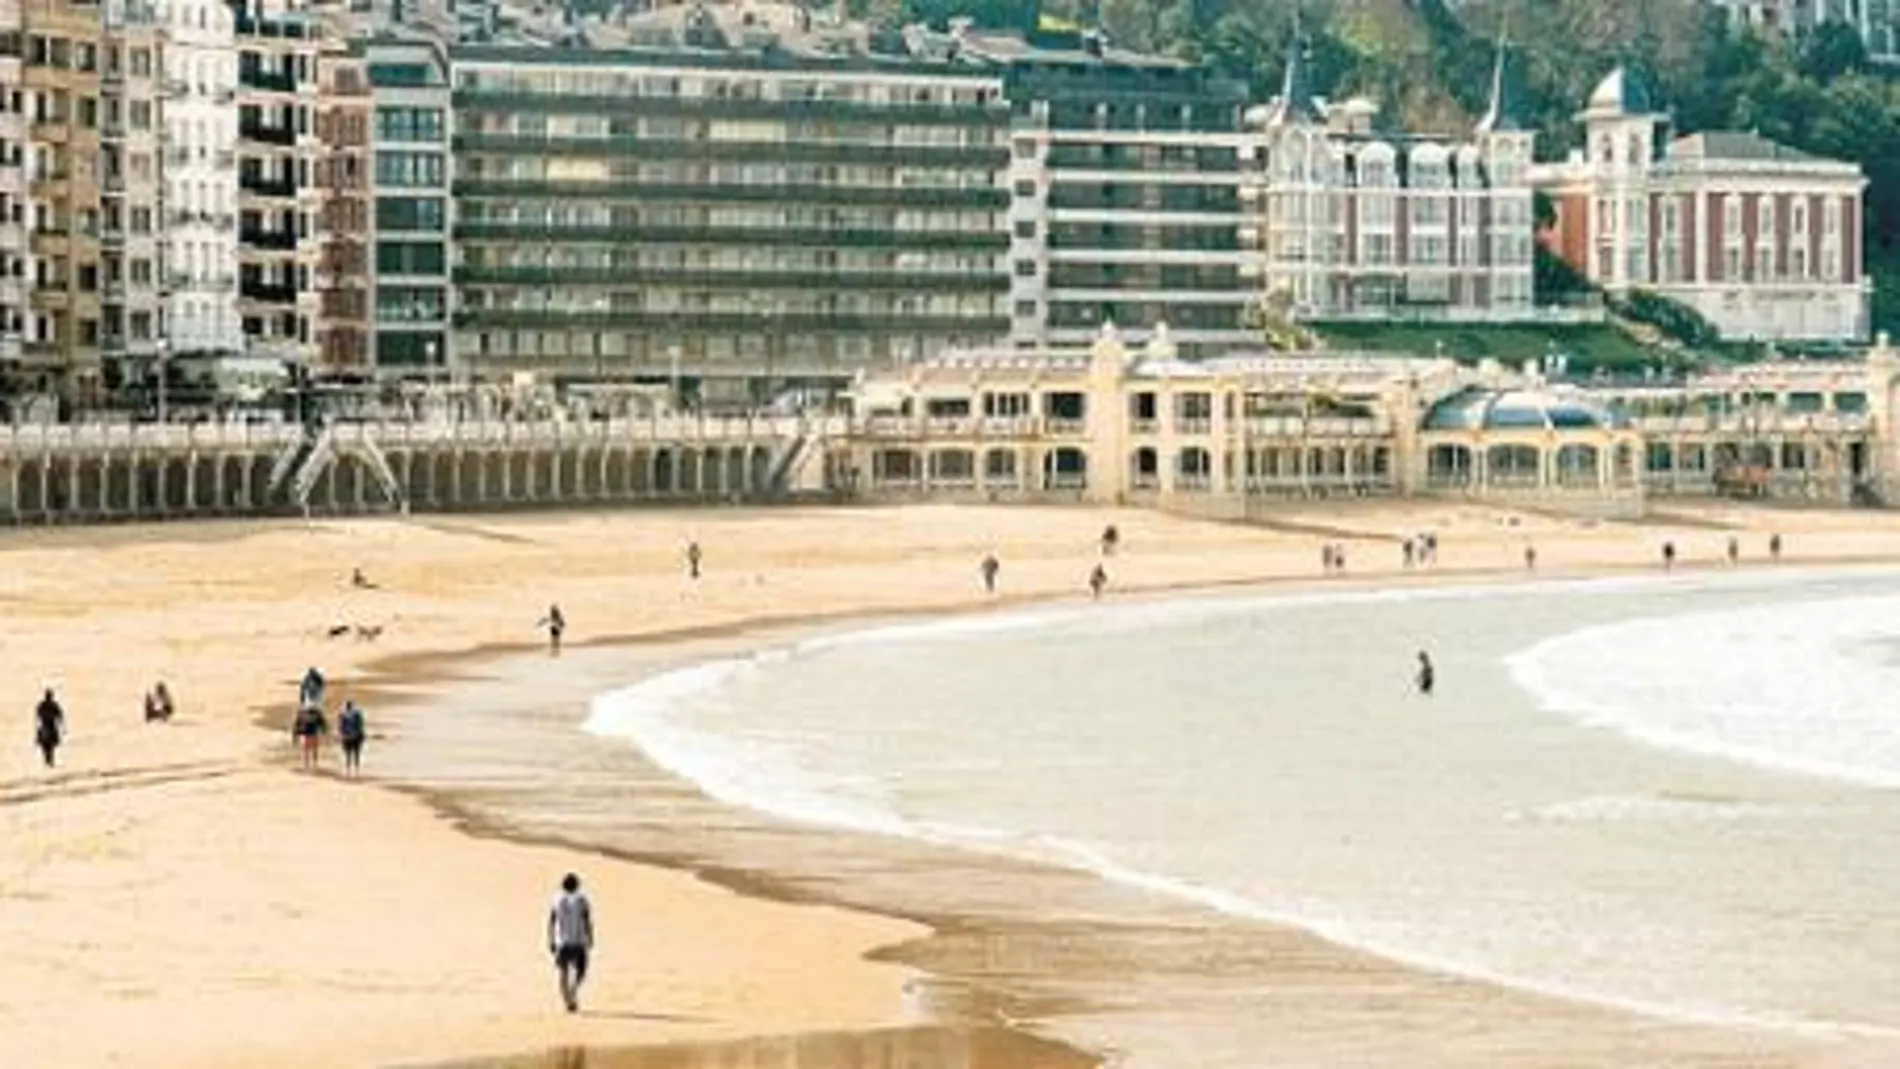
left=2, top=501, right=1898, bottom=1068
left=366, top=540, right=1900, bottom=1069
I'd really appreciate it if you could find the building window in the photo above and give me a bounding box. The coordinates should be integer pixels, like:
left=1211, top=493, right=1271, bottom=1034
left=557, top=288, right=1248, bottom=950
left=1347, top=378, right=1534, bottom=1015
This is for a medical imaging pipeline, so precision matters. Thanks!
left=374, top=150, right=444, bottom=187
left=1013, top=259, right=1037, bottom=277
left=374, top=106, right=446, bottom=143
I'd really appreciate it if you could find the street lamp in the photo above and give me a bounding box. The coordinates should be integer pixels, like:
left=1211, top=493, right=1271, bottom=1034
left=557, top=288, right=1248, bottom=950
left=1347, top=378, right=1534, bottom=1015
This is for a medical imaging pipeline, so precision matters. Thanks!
left=155, top=337, right=171, bottom=423
left=668, top=344, right=682, bottom=412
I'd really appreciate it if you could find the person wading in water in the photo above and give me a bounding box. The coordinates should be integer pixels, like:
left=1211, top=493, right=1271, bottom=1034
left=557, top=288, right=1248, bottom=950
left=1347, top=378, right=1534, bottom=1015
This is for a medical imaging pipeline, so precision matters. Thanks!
left=1415, top=651, right=1436, bottom=697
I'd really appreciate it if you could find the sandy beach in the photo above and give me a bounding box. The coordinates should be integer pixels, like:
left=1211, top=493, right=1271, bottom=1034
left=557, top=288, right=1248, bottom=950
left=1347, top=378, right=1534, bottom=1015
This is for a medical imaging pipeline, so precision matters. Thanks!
left=3, top=499, right=1900, bottom=1068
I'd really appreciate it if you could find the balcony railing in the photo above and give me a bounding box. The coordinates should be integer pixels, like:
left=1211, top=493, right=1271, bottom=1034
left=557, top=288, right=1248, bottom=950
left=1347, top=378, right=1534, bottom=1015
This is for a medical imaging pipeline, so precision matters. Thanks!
left=240, top=68, right=298, bottom=93
left=240, top=226, right=297, bottom=250
left=240, top=121, right=296, bottom=147
left=240, top=280, right=298, bottom=303
left=241, top=173, right=297, bottom=197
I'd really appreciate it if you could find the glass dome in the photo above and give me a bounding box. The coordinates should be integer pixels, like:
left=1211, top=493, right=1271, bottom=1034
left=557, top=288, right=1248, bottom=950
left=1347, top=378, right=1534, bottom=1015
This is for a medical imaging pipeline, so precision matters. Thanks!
left=1421, top=388, right=1630, bottom=432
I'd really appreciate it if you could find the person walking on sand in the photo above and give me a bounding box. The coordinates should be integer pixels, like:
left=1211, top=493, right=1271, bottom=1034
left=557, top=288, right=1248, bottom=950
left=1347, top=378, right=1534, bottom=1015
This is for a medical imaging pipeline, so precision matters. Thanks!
left=300, top=666, right=325, bottom=708
left=1321, top=543, right=1335, bottom=575
left=292, top=701, right=327, bottom=772
left=1770, top=532, right=1783, bottom=562
left=539, top=604, right=566, bottom=654
left=686, top=540, right=703, bottom=581
left=1088, top=563, right=1108, bottom=600
left=338, top=700, right=366, bottom=778
left=143, top=682, right=174, bottom=724
left=1662, top=541, right=1677, bottom=573
left=1727, top=535, right=1740, bottom=566
left=548, top=872, right=595, bottom=1013
left=1100, top=524, right=1120, bottom=557
left=35, top=688, right=64, bottom=768
left=1415, top=651, right=1435, bottom=697
left=979, top=553, right=1000, bottom=594
left=1524, top=544, right=1537, bottom=572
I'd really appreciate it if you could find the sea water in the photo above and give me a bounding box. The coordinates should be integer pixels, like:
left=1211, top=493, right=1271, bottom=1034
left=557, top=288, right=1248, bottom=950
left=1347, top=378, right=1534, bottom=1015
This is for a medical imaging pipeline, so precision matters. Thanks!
left=586, top=567, right=1900, bottom=1042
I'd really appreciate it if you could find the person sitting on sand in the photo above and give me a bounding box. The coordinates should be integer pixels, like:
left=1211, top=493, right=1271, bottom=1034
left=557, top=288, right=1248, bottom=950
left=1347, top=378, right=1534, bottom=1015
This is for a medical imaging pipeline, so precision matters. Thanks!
left=1100, top=525, right=1120, bottom=557
left=980, top=553, right=1000, bottom=594
left=350, top=567, right=376, bottom=590
left=144, top=682, right=174, bottom=724
left=35, top=688, right=65, bottom=769
left=292, top=701, right=327, bottom=772
left=1416, top=651, right=1435, bottom=697
left=337, top=700, right=366, bottom=778
left=539, top=604, right=566, bottom=654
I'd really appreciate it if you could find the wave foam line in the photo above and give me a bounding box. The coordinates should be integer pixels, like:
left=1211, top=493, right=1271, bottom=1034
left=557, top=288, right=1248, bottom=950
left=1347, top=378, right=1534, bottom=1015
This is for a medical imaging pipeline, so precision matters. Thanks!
left=585, top=643, right=1899, bottom=1043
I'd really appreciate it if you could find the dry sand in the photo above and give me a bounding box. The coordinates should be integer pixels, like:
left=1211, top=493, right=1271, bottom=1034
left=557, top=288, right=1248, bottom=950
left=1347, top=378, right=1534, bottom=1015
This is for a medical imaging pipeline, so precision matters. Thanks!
left=1, top=501, right=1898, bottom=1068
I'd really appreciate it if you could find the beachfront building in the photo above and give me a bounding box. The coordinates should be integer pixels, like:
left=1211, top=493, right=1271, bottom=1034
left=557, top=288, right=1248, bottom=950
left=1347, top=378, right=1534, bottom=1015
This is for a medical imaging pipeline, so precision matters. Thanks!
left=448, top=5, right=1012, bottom=401
left=962, top=24, right=1253, bottom=356
left=165, top=0, right=245, bottom=360
left=365, top=34, right=451, bottom=379
left=1532, top=67, right=1870, bottom=343
left=844, top=323, right=1648, bottom=510
left=98, top=0, right=168, bottom=397
left=0, top=0, right=28, bottom=376
left=844, top=323, right=1900, bottom=508
left=313, top=36, right=371, bottom=377
left=233, top=0, right=325, bottom=369
left=23, top=0, right=109, bottom=401
left=1243, top=40, right=1540, bottom=323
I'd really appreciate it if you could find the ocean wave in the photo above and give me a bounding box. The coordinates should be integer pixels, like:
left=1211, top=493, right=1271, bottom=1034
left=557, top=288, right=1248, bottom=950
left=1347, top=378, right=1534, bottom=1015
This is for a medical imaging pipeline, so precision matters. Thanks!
left=1506, top=593, right=1900, bottom=789
left=584, top=616, right=1900, bottom=1042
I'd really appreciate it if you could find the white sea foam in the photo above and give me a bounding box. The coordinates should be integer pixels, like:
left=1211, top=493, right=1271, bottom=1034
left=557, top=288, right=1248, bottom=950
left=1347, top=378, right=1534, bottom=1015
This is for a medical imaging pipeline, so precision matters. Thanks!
left=1507, top=593, right=1900, bottom=789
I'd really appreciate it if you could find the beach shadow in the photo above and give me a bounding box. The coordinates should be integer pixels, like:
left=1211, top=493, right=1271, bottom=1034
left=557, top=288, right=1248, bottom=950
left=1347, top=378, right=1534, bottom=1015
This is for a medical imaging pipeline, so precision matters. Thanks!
left=575, top=1010, right=707, bottom=1024
left=397, top=1024, right=1097, bottom=1069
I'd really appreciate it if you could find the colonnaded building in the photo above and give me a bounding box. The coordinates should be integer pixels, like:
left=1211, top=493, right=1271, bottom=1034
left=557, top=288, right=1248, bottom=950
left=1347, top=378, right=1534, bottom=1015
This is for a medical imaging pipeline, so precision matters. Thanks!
left=842, top=323, right=1900, bottom=514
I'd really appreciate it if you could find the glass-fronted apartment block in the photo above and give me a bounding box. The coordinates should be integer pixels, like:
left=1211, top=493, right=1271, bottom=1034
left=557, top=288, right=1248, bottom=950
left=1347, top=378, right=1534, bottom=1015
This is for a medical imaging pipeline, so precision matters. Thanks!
left=448, top=6, right=1011, bottom=400
left=962, top=26, right=1252, bottom=357
left=366, top=36, right=451, bottom=378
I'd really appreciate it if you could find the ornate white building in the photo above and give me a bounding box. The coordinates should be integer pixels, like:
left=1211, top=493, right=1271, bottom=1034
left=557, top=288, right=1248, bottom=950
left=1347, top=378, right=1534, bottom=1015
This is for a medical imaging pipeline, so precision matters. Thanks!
left=164, top=0, right=243, bottom=356
left=1533, top=68, right=1870, bottom=343
left=1242, top=41, right=1538, bottom=323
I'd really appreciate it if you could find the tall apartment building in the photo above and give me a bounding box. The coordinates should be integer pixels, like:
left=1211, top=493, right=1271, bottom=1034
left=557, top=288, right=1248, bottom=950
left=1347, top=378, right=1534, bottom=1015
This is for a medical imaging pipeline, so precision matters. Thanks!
left=22, top=0, right=106, bottom=401
left=1244, top=40, right=1538, bottom=322
left=449, top=5, right=1011, bottom=398
left=313, top=36, right=369, bottom=376
left=364, top=34, right=449, bottom=376
left=1711, top=0, right=1900, bottom=62
left=963, top=25, right=1252, bottom=357
left=0, top=0, right=30, bottom=373
left=165, top=0, right=243, bottom=357
left=232, top=0, right=322, bottom=368
left=1533, top=68, right=1869, bottom=341
left=98, top=0, right=166, bottom=393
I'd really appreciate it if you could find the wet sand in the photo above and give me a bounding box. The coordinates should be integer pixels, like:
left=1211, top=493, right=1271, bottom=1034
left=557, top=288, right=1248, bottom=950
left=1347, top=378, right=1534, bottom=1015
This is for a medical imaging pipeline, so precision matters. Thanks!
left=2, top=501, right=1898, bottom=1067
left=404, top=1026, right=1096, bottom=1069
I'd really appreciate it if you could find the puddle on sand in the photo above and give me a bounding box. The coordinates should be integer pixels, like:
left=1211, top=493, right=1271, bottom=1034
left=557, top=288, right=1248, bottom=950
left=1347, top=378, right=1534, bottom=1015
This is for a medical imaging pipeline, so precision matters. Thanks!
left=400, top=1025, right=1097, bottom=1069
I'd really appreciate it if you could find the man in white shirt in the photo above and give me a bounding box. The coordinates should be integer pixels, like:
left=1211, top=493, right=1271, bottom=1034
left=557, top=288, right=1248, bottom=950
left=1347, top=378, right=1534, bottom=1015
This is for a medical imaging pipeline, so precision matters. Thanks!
left=547, top=872, right=595, bottom=1013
